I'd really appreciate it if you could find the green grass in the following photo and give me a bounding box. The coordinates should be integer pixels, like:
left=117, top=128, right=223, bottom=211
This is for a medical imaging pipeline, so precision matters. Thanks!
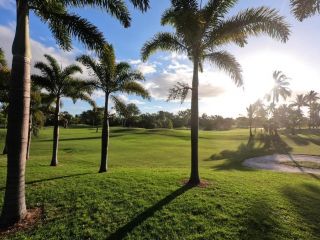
left=0, top=127, right=320, bottom=239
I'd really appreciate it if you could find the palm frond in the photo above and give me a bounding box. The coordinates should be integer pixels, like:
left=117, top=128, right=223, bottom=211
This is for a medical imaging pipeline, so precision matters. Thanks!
left=121, top=81, right=150, bottom=99
left=205, top=51, right=243, bottom=86
left=208, top=7, right=290, bottom=47
left=141, top=32, right=187, bottom=61
left=290, top=0, right=320, bottom=21
left=62, top=64, right=83, bottom=78
left=167, top=81, right=191, bottom=104
left=0, top=47, right=7, bottom=68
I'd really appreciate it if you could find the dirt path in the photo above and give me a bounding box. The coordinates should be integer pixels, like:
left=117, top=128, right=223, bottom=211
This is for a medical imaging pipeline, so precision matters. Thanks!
left=243, top=154, right=320, bottom=175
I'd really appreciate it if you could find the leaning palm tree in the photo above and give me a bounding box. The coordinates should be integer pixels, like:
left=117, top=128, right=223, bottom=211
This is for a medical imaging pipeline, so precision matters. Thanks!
left=2, top=0, right=150, bottom=227
left=141, top=0, right=290, bottom=185
left=77, top=45, right=150, bottom=173
left=290, top=0, right=320, bottom=21
left=32, top=54, right=95, bottom=166
left=305, top=90, right=319, bottom=128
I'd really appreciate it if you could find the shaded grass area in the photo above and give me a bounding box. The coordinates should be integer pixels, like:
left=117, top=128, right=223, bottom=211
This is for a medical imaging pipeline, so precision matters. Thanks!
left=0, top=127, right=319, bottom=239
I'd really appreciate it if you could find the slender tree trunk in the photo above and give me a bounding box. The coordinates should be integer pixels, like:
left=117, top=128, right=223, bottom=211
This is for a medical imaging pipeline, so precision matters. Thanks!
left=50, top=97, right=60, bottom=166
left=99, top=92, right=109, bottom=173
left=249, top=121, right=253, bottom=137
left=0, top=0, right=30, bottom=226
left=188, top=58, right=200, bottom=185
left=26, top=112, right=32, bottom=160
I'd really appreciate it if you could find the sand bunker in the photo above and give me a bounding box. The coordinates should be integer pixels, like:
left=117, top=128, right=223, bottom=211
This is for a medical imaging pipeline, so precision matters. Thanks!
left=243, top=154, right=320, bottom=175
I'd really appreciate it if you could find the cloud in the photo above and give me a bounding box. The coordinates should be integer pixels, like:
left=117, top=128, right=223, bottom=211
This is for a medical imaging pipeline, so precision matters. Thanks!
left=0, top=24, right=83, bottom=75
left=128, top=59, right=157, bottom=75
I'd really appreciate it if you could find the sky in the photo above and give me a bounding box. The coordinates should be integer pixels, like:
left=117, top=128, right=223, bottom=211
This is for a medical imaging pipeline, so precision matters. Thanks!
left=0, top=0, right=320, bottom=118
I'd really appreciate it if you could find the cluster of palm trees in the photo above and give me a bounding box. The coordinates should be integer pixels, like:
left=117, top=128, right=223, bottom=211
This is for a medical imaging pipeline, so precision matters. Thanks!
left=247, top=71, right=320, bottom=136
left=0, top=0, right=319, bottom=228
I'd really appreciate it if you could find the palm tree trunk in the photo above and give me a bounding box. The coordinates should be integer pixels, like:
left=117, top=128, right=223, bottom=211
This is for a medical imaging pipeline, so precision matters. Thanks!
left=50, top=97, right=60, bottom=166
left=99, top=92, right=109, bottom=173
left=0, top=0, right=30, bottom=226
left=188, top=58, right=200, bottom=185
left=26, top=112, right=32, bottom=160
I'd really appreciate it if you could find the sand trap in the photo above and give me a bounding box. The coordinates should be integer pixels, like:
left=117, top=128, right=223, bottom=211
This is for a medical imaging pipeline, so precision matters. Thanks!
left=243, top=154, right=320, bottom=175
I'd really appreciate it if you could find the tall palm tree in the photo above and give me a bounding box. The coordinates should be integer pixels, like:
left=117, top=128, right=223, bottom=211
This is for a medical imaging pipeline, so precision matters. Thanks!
left=77, top=45, right=150, bottom=173
left=290, top=0, right=320, bottom=21
left=32, top=54, right=95, bottom=167
left=305, top=90, right=319, bottom=128
left=2, top=0, right=150, bottom=227
left=141, top=0, right=290, bottom=185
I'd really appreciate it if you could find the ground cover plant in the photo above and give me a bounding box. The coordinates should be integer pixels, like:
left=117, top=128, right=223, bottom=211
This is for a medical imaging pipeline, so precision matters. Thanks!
left=0, top=127, right=319, bottom=239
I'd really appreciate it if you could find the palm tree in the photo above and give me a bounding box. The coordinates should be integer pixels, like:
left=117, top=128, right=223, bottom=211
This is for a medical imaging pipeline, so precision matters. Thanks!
left=141, top=0, right=290, bottom=185
left=77, top=45, right=150, bottom=173
left=290, top=0, right=320, bottom=21
left=290, top=94, right=307, bottom=129
left=305, top=90, right=319, bottom=128
left=32, top=54, right=95, bottom=167
left=267, top=71, right=292, bottom=106
left=2, top=0, right=150, bottom=227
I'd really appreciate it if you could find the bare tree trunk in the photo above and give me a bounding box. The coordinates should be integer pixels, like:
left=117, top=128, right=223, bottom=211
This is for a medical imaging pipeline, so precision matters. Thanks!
left=188, top=58, right=200, bottom=185
left=99, top=92, right=109, bottom=173
left=26, top=112, right=32, bottom=160
left=50, top=97, right=60, bottom=166
left=0, top=0, right=30, bottom=227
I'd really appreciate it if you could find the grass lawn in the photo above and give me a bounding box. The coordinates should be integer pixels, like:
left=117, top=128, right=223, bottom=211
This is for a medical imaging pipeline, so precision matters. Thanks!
left=0, top=127, right=320, bottom=239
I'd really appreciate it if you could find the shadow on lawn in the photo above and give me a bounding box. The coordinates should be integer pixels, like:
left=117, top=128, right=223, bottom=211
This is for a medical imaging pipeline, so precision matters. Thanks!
left=0, top=173, right=93, bottom=191
left=208, top=134, right=292, bottom=170
left=282, top=183, right=320, bottom=237
left=107, top=184, right=194, bottom=240
left=239, top=199, right=281, bottom=239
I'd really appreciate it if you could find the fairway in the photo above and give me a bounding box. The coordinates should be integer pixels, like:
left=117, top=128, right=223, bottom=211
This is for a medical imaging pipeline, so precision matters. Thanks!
left=0, top=127, right=319, bottom=239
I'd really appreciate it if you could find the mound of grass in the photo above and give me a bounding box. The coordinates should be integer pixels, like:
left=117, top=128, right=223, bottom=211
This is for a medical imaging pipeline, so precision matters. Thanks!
left=0, top=127, right=319, bottom=239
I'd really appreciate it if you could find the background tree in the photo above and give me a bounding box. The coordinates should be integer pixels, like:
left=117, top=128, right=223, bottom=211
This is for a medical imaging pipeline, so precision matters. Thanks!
left=290, top=94, right=307, bottom=129
left=290, top=0, right=320, bottom=21
left=247, top=104, right=257, bottom=137
left=305, top=91, right=319, bottom=129
left=32, top=54, right=95, bottom=166
left=1, top=0, right=150, bottom=226
left=141, top=0, right=290, bottom=185
left=77, top=45, right=150, bottom=173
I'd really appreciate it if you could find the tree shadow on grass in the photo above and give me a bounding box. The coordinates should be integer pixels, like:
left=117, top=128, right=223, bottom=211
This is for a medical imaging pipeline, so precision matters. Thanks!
left=0, top=172, right=94, bottom=191
left=208, top=134, right=292, bottom=171
left=106, top=184, right=194, bottom=240
left=282, top=183, right=320, bottom=237
left=239, top=200, right=282, bottom=240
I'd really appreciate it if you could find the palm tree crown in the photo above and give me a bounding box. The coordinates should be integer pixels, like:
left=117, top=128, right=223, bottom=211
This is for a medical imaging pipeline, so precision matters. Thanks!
left=290, top=0, right=320, bottom=21
left=268, top=70, right=292, bottom=104
left=290, top=94, right=307, bottom=111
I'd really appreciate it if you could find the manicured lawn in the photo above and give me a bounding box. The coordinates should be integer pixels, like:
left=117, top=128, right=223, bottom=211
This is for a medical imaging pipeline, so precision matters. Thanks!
left=0, top=127, right=320, bottom=239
